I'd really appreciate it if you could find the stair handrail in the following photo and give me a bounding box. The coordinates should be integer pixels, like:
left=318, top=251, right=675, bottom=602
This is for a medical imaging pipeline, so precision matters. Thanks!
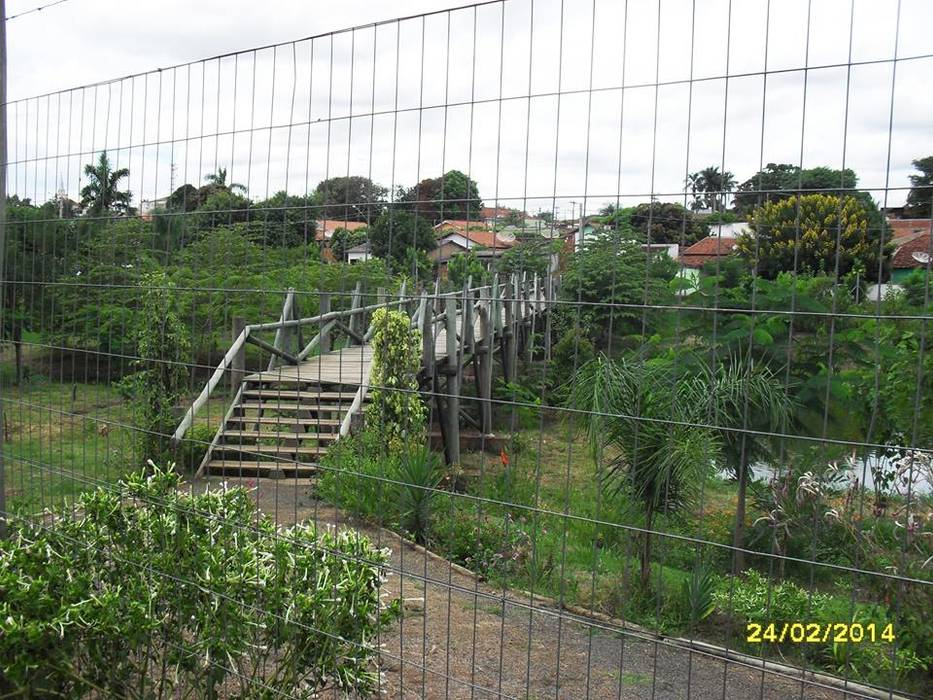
left=172, top=326, right=251, bottom=445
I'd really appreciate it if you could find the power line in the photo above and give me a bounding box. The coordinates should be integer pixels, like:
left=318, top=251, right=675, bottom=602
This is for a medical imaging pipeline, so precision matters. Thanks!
left=4, top=0, right=73, bottom=22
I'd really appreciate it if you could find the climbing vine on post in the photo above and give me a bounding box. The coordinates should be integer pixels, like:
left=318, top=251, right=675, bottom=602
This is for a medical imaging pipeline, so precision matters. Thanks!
left=365, top=308, right=426, bottom=452
left=124, top=271, right=191, bottom=461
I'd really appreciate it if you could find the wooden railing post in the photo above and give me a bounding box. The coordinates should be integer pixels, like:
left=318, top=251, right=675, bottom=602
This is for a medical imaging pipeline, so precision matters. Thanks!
left=444, top=297, right=460, bottom=465
left=230, top=316, right=246, bottom=393
left=319, top=293, right=332, bottom=353
left=476, top=303, right=492, bottom=434
left=348, top=281, right=362, bottom=345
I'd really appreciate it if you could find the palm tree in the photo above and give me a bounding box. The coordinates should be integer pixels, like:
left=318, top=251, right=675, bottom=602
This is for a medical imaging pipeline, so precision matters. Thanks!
left=203, top=167, right=247, bottom=194
left=687, top=165, right=736, bottom=212
left=568, top=356, right=718, bottom=590
left=80, top=151, right=131, bottom=216
left=568, top=354, right=791, bottom=588
left=679, top=359, right=792, bottom=574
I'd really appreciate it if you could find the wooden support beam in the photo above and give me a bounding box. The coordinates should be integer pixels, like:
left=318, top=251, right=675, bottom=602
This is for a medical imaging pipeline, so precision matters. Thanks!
left=246, top=334, right=301, bottom=365
left=318, top=293, right=332, bottom=353
left=332, top=320, right=366, bottom=345
left=296, top=320, right=337, bottom=361
left=348, top=281, right=362, bottom=345
left=230, top=316, right=246, bottom=394
left=444, top=297, right=460, bottom=466
left=266, top=289, right=296, bottom=372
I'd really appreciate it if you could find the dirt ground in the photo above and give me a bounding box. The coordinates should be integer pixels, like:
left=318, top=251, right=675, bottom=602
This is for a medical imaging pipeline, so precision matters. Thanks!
left=192, top=477, right=886, bottom=700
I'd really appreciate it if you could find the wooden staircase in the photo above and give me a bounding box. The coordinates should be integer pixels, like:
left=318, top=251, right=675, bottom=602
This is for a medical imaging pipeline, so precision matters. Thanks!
left=200, top=375, right=369, bottom=478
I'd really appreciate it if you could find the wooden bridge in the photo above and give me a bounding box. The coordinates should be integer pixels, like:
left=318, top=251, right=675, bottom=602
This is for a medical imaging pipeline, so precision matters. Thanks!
left=172, top=273, right=556, bottom=479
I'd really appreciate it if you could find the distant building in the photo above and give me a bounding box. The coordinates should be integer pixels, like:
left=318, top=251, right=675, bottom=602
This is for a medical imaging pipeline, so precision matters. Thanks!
left=707, top=221, right=752, bottom=238
left=139, top=196, right=169, bottom=220
left=314, top=219, right=368, bottom=242
left=345, top=242, right=372, bottom=264
left=891, top=230, right=932, bottom=283
left=429, top=228, right=515, bottom=279
left=679, top=235, right=738, bottom=269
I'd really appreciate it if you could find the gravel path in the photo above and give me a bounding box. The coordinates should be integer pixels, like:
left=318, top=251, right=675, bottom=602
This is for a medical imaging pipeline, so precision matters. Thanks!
left=196, top=477, right=883, bottom=700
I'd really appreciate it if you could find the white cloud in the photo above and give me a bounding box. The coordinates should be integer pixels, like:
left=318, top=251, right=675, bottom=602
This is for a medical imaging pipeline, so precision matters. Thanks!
left=7, top=0, right=932, bottom=217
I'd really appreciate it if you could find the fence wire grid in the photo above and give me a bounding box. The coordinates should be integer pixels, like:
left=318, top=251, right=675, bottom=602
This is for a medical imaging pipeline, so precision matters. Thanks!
left=1, top=0, right=931, bottom=699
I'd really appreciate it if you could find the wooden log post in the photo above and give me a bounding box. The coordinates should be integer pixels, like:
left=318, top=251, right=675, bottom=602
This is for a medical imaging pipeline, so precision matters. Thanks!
left=476, top=303, right=493, bottom=434
left=318, top=293, right=332, bottom=354
left=230, top=316, right=246, bottom=393
left=444, top=297, right=461, bottom=465
left=501, top=275, right=514, bottom=382
left=525, top=276, right=537, bottom=365
left=544, top=274, right=553, bottom=362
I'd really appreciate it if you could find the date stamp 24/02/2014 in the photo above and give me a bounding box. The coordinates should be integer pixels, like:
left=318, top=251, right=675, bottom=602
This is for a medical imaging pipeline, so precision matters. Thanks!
left=746, top=622, right=895, bottom=644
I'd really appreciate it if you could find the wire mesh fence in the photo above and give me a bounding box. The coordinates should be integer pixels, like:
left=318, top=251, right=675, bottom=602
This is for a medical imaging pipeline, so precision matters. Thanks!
left=1, top=0, right=931, bottom=698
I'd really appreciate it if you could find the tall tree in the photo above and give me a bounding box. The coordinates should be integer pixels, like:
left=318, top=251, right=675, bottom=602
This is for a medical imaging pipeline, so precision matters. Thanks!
left=203, top=167, right=247, bottom=193
left=687, top=165, right=735, bottom=213
left=80, top=151, right=132, bottom=216
left=628, top=201, right=709, bottom=246
left=737, top=193, right=890, bottom=280
left=904, top=156, right=933, bottom=218
left=314, top=176, right=387, bottom=222
left=368, top=208, right=436, bottom=276
left=398, top=169, right=483, bottom=223
left=733, top=163, right=858, bottom=216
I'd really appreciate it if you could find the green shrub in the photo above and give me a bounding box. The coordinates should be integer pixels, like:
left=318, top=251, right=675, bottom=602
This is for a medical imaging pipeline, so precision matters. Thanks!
left=0, top=466, right=399, bottom=698
left=175, top=423, right=216, bottom=472
left=432, top=509, right=534, bottom=581
left=396, top=447, right=444, bottom=543
left=365, top=308, right=426, bottom=452
left=316, top=430, right=397, bottom=523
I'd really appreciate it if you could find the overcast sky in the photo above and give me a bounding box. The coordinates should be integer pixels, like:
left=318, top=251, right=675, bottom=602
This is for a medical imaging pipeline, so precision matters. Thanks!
left=6, top=0, right=932, bottom=218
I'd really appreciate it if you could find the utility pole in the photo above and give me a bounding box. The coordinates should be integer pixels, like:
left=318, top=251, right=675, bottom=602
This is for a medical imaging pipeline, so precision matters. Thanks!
left=0, top=0, right=9, bottom=539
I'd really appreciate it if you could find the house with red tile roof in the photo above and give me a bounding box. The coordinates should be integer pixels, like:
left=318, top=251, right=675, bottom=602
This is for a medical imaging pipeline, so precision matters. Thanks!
left=429, top=227, right=516, bottom=279
left=891, top=229, right=932, bottom=283
left=314, top=219, right=368, bottom=242
left=679, top=235, right=738, bottom=269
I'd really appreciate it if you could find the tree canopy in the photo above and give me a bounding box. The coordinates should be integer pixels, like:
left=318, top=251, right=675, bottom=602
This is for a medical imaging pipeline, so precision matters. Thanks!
left=398, top=170, right=483, bottom=223
left=80, top=151, right=132, bottom=217
left=904, top=156, right=933, bottom=218
left=687, top=166, right=735, bottom=212
left=733, top=163, right=858, bottom=216
left=627, top=201, right=709, bottom=246
left=368, top=208, right=436, bottom=276
left=314, top=176, right=388, bottom=222
left=737, top=193, right=889, bottom=280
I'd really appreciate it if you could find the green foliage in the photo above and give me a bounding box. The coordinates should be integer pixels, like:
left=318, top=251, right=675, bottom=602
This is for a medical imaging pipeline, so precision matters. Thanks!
left=365, top=308, right=426, bottom=451
left=368, top=208, right=437, bottom=275
left=447, top=250, right=487, bottom=288
left=733, top=163, right=858, bottom=216
left=126, top=271, right=191, bottom=460
left=680, top=564, right=718, bottom=629
left=628, top=201, right=709, bottom=246
left=494, top=237, right=558, bottom=277
left=559, top=234, right=676, bottom=347
left=900, top=268, right=930, bottom=307
left=687, top=165, right=735, bottom=212
left=314, top=175, right=387, bottom=221
left=396, top=447, right=444, bottom=544
left=550, top=328, right=595, bottom=390
left=250, top=190, right=319, bottom=247
left=80, top=151, right=132, bottom=216
left=904, top=155, right=933, bottom=217
left=330, top=225, right=369, bottom=260
left=738, top=193, right=890, bottom=280
left=0, top=466, right=398, bottom=698
left=398, top=169, right=483, bottom=222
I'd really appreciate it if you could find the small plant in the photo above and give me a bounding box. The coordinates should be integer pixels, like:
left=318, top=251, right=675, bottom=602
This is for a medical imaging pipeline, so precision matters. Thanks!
left=396, top=446, right=444, bottom=543
left=681, top=563, right=718, bottom=630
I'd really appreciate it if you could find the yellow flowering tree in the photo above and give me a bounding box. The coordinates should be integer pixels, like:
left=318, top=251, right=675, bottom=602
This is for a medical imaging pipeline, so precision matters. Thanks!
left=737, top=194, right=890, bottom=280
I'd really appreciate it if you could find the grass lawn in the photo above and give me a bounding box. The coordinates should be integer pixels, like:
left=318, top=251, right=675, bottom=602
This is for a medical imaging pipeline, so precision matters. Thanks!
left=2, top=365, right=232, bottom=511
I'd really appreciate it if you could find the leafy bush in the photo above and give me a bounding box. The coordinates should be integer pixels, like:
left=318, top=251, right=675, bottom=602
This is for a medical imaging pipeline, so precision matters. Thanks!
left=365, top=308, right=426, bottom=451
left=0, top=466, right=398, bottom=698
left=396, top=447, right=444, bottom=543
left=316, top=430, right=396, bottom=522
left=432, top=510, right=535, bottom=581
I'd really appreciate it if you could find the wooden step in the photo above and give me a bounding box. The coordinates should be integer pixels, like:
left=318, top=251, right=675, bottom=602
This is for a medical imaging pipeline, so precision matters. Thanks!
left=213, top=444, right=329, bottom=456
left=204, top=460, right=318, bottom=477
left=237, top=402, right=354, bottom=412
left=241, top=389, right=360, bottom=401
left=220, top=431, right=339, bottom=441
left=225, top=416, right=341, bottom=426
